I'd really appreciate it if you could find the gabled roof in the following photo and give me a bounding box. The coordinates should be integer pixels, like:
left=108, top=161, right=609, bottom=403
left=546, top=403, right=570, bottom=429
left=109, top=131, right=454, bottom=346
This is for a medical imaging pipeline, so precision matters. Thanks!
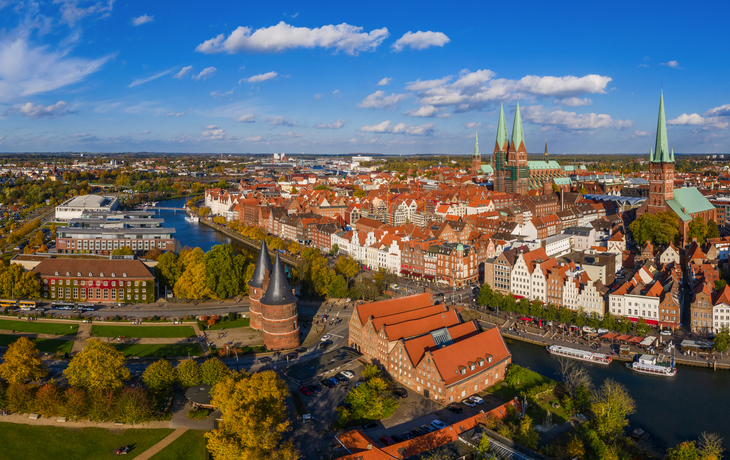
left=355, top=292, right=433, bottom=325
left=383, top=309, right=460, bottom=342
left=431, top=327, right=511, bottom=386
left=403, top=321, right=480, bottom=367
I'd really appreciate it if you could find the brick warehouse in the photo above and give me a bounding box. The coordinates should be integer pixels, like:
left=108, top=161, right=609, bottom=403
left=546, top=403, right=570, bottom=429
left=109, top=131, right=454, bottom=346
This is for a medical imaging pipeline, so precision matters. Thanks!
left=349, top=293, right=511, bottom=404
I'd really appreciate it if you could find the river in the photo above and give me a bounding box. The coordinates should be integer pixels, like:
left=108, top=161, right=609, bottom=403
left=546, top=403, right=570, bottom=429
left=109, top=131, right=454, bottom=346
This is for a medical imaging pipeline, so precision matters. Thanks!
left=507, top=338, right=730, bottom=451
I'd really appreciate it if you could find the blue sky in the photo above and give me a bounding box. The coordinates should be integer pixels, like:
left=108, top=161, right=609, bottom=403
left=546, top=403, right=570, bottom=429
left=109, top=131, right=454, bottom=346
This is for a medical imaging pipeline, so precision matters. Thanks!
left=1, top=0, right=729, bottom=155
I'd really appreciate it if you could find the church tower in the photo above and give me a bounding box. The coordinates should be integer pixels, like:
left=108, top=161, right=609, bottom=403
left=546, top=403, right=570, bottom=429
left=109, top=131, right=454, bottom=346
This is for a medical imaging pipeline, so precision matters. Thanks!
left=260, top=254, right=300, bottom=350
left=248, top=240, right=272, bottom=331
left=493, top=103, right=509, bottom=193
left=505, top=101, right=530, bottom=195
left=647, top=89, right=675, bottom=215
left=471, top=132, right=481, bottom=175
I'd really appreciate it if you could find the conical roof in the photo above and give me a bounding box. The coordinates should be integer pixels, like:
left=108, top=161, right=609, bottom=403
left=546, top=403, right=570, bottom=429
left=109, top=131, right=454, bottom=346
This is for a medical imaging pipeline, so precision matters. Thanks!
left=473, top=132, right=480, bottom=157
left=249, top=240, right=273, bottom=288
left=510, top=101, right=526, bottom=152
left=494, top=103, right=509, bottom=153
left=652, top=89, right=672, bottom=163
left=544, top=139, right=549, bottom=161
left=261, top=254, right=297, bottom=306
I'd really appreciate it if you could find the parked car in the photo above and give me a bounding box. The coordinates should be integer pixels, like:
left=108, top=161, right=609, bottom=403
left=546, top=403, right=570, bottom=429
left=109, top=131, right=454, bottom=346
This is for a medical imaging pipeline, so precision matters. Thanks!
left=298, top=386, right=314, bottom=396
left=321, top=379, right=335, bottom=388
left=446, top=405, right=463, bottom=414
left=321, top=334, right=332, bottom=341
left=431, top=420, right=447, bottom=429
left=320, top=340, right=333, bottom=349
left=296, top=347, right=308, bottom=353
left=380, top=436, right=395, bottom=446
left=393, top=388, right=408, bottom=398
left=462, top=398, right=476, bottom=407
left=420, top=424, right=435, bottom=433
left=256, top=357, right=272, bottom=364
left=327, top=377, right=341, bottom=386
left=355, top=381, right=364, bottom=387
left=283, top=352, right=298, bottom=360
left=660, top=330, right=673, bottom=336
left=469, top=395, right=484, bottom=405
left=411, top=428, right=427, bottom=437
left=401, top=432, right=414, bottom=441
left=362, top=422, right=378, bottom=430
left=335, top=374, right=349, bottom=383
left=340, top=370, right=355, bottom=379
left=391, top=434, right=405, bottom=443
left=307, top=385, right=321, bottom=394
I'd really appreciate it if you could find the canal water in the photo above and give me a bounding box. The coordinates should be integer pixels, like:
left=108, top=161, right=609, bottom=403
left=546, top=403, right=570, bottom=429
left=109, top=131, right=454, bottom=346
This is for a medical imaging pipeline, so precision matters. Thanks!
left=507, top=338, right=730, bottom=451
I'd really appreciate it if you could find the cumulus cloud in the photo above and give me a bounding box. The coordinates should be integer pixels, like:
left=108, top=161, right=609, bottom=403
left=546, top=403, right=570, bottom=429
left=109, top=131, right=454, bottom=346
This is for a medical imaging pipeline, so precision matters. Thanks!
left=269, top=116, right=296, bottom=126
left=633, top=130, right=650, bottom=137
left=0, top=35, right=111, bottom=102
left=132, top=14, right=153, bottom=26
left=243, top=71, right=277, bottom=83
left=358, top=90, right=409, bottom=108
left=173, top=65, right=193, bottom=79
left=392, top=31, right=450, bottom=52
left=704, top=104, right=730, bottom=118
left=360, top=120, right=435, bottom=136
left=202, top=125, right=236, bottom=140
left=236, top=114, right=256, bottom=123
left=210, top=89, right=234, bottom=98
left=246, top=136, right=262, bottom=142
left=192, top=67, right=216, bottom=81
left=316, top=119, right=345, bottom=129
left=560, top=97, right=592, bottom=106
left=56, top=0, right=115, bottom=27
left=521, top=105, right=632, bottom=130
left=377, top=77, right=392, bottom=86
left=195, top=21, right=389, bottom=56
left=129, top=68, right=174, bottom=87
left=465, top=122, right=482, bottom=129
left=16, top=100, right=71, bottom=119
left=314, top=93, right=324, bottom=99
left=280, top=131, right=305, bottom=138
left=661, top=60, right=682, bottom=69
left=166, top=109, right=190, bottom=117
left=404, top=105, right=449, bottom=118
left=668, top=113, right=728, bottom=130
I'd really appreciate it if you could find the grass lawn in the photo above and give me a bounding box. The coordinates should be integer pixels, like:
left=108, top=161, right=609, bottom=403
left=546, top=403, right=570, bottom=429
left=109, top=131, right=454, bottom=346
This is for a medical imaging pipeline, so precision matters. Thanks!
left=149, top=430, right=207, bottom=460
left=0, top=423, right=173, bottom=460
left=207, top=318, right=250, bottom=330
left=0, top=319, right=78, bottom=336
left=91, top=325, right=195, bottom=338
left=113, top=343, right=202, bottom=358
left=0, top=334, right=73, bottom=354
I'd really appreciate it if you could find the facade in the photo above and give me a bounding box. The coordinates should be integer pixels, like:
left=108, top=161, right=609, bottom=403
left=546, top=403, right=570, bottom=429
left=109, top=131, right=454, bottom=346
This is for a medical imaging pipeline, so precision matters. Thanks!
left=55, top=195, right=119, bottom=221
left=55, top=227, right=176, bottom=256
left=258, top=253, right=300, bottom=350
left=33, top=257, right=155, bottom=303
left=248, top=240, right=273, bottom=331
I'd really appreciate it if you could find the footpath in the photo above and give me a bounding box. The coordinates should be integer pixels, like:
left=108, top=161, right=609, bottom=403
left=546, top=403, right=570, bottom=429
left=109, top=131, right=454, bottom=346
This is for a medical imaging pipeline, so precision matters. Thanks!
left=134, top=426, right=189, bottom=460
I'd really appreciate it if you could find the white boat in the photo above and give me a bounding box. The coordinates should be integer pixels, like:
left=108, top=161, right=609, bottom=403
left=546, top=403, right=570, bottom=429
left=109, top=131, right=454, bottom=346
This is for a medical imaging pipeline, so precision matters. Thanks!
left=625, top=354, right=676, bottom=377
left=185, top=216, right=199, bottom=223
left=547, top=345, right=613, bottom=364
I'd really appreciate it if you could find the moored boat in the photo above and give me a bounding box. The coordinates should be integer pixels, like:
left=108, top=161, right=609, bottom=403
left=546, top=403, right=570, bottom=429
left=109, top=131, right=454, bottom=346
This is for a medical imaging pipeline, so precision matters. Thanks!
left=625, top=354, right=676, bottom=377
left=185, top=216, right=199, bottom=223
left=546, top=345, right=612, bottom=364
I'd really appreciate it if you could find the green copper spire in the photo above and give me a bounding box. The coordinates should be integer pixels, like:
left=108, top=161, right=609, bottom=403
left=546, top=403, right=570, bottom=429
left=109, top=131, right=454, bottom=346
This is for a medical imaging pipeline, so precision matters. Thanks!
left=494, top=103, right=509, bottom=152
left=510, top=100, right=526, bottom=152
left=473, top=132, right=480, bottom=157
left=652, top=89, right=672, bottom=163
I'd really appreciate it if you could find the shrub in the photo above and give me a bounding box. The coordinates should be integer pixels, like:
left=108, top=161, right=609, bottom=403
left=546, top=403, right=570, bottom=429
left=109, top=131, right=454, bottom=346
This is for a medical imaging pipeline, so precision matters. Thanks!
left=115, top=386, right=152, bottom=424
left=87, top=389, right=118, bottom=422
left=34, top=383, right=62, bottom=417
left=227, top=312, right=237, bottom=322
left=62, top=387, right=88, bottom=420
left=6, top=383, right=35, bottom=413
left=187, top=409, right=209, bottom=420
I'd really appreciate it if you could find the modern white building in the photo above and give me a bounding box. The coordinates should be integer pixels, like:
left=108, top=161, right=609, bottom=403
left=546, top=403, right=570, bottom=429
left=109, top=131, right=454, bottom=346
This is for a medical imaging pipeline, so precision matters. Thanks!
left=55, top=195, right=119, bottom=221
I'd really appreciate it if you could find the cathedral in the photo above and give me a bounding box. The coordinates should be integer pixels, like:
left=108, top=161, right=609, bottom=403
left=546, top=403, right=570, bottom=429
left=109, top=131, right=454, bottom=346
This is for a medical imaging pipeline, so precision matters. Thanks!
left=248, top=240, right=301, bottom=350
left=635, top=90, right=716, bottom=243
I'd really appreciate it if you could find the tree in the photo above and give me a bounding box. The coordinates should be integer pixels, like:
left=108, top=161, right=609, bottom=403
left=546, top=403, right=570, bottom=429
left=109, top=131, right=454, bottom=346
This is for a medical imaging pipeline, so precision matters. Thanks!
left=204, top=244, right=246, bottom=299
left=635, top=317, right=651, bottom=336
left=559, top=358, right=593, bottom=400
left=64, top=339, right=130, bottom=391
left=62, top=387, right=88, bottom=420
left=688, top=217, right=709, bottom=245
left=477, top=283, right=495, bottom=307
left=591, top=379, right=636, bottom=441
left=176, top=359, right=202, bottom=388
left=566, top=435, right=586, bottom=459
left=201, top=358, right=231, bottom=386
left=142, top=359, right=177, bottom=391
left=353, top=188, right=367, bottom=198
left=115, top=386, right=152, bottom=424
left=714, top=326, right=730, bottom=354
left=34, top=382, right=62, bottom=417
left=335, top=256, right=360, bottom=282
left=476, top=434, right=491, bottom=458
left=6, top=383, right=35, bottom=413
left=629, top=211, right=680, bottom=246
left=174, top=261, right=211, bottom=300
left=206, top=370, right=299, bottom=460
left=0, top=337, right=47, bottom=384
left=328, top=275, right=349, bottom=298
left=665, top=441, right=699, bottom=460
left=143, top=247, right=164, bottom=260
left=707, top=220, right=720, bottom=240
left=198, top=207, right=211, bottom=218
left=111, top=247, right=134, bottom=256
left=697, top=432, right=725, bottom=460
left=156, top=251, right=182, bottom=288
left=716, top=280, right=727, bottom=291
left=329, top=244, right=340, bottom=256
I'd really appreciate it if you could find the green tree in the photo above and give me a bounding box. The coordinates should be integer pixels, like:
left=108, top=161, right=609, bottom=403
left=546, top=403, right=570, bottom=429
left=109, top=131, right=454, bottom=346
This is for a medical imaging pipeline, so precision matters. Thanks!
left=176, top=359, right=202, bottom=387
left=716, top=280, right=727, bottom=291
left=155, top=251, right=182, bottom=288
left=114, top=386, right=152, bottom=424
left=688, top=217, right=709, bottom=245
left=0, top=337, right=48, bottom=384
left=201, top=358, right=232, bottom=386
left=329, top=243, right=340, bottom=256
left=665, top=441, right=699, bottom=460
left=111, top=246, right=134, bottom=256
left=328, top=274, right=349, bottom=298
left=335, top=256, right=360, bottom=282
left=204, top=244, right=246, bottom=299
left=697, top=432, right=725, bottom=460
left=477, top=283, right=495, bottom=307
left=713, top=326, right=730, bottom=354
left=174, top=261, right=210, bottom=300
left=635, top=317, right=651, bottom=336
left=707, top=220, right=720, bottom=240
left=629, top=211, right=680, bottom=246
left=592, top=379, right=636, bottom=441
left=63, top=339, right=130, bottom=391
left=142, top=359, right=177, bottom=391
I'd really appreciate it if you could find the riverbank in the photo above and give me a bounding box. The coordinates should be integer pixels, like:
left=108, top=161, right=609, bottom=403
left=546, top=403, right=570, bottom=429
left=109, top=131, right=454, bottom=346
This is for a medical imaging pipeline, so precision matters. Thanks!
left=198, top=218, right=299, bottom=266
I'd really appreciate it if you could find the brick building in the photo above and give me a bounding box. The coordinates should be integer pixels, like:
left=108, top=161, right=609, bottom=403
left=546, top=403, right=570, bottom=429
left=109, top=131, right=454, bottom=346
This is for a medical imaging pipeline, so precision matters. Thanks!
left=56, top=227, right=176, bottom=256
left=248, top=240, right=273, bottom=331
left=259, top=253, right=300, bottom=350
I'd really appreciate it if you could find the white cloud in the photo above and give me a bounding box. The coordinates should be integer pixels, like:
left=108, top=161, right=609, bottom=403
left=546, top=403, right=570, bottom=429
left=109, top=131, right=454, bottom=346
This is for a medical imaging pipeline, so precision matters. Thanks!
left=668, top=113, right=705, bottom=125
left=358, top=90, right=409, bottom=108
left=316, top=119, right=345, bottom=129
left=206, top=124, right=219, bottom=129
left=521, top=105, right=632, bottom=130
left=704, top=104, right=730, bottom=118
left=280, top=131, right=304, bottom=138
left=202, top=126, right=227, bottom=140
left=55, top=0, right=115, bottom=27
left=246, top=136, right=262, bottom=142
left=465, top=122, right=482, bottom=129
left=173, top=66, right=193, bottom=79
left=210, top=89, right=234, bottom=98
left=193, top=67, right=216, bottom=81
left=405, top=77, right=453, bottom=92
left=633, top=130, right=650, bottom=137
left=668, top=113, right=728, bottom=130
left=129, top=68, right=174, bottom=87
left=404, top=105, right=449, bottom=118
left=560, top=97, right=592, bottom=106
left=661, top=60, right=682, bottom=69
left=195, top=21, right=389, bottom=56
left=131, top=14, right=153, bottom=26
left=244, top=71, right=277, bottom=83
left=0, top=35, right=111, bottom=102
left=269, top=116, right=296, bottom=126
left=166, top=109, right=190, bottom=117
left=392, top=31, right=450, bottom=52
left=314, top=93, right=324, bottom=99
left=332, top=89, right=340, bottom=94
left=236, top=114, right=256, bottom=123
left=360, top=120, right=434, bottom=136
left=17, top=100, right=71, bottom=119
left=377, top=77, right=392, bottom=86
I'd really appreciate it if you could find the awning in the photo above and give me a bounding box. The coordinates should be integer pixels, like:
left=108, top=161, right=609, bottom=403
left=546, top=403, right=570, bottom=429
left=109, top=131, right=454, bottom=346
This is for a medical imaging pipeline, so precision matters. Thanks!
left=424, top=275, right=435, bottom=280
left=600, top=332, right=618, bottom=340
left=627, top=336, right=643, bottom=344
left=400, top=270, right=410, bottom=275
left=519, top=317, right=532, bottom=322
left=640, top=337, right=656, bottom=346
left=615, top=335, right=631, bottom=341
left=411, top=273, right=422, bottom=278
left=627, top=317, right=658, bottom=326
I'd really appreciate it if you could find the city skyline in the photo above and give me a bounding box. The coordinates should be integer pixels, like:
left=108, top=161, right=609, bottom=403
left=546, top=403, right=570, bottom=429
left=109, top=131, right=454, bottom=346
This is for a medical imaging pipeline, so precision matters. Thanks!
left=0, top=0, right=729, bottom=154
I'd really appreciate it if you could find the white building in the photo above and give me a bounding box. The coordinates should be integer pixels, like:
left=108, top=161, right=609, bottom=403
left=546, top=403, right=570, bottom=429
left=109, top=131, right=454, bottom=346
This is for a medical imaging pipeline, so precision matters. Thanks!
left=55, top=195, right=119, bottom=221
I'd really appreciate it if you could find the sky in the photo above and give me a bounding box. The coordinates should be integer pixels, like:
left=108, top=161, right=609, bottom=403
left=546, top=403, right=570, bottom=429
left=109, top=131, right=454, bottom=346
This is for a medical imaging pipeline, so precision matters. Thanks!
left=0, top=0, right=729, bottom=155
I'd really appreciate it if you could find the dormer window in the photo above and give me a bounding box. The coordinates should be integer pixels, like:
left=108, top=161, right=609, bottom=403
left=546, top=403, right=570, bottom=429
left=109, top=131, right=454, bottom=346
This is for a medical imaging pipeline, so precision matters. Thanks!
left=100, top=273, right=104, bottom=277
left=459, top=366, right=466, bottom=375
left=111, top=273, right=115, bottom=278
left=66, top=272, right=70, bottom=276
left=89, top=273, right=93, bottom=277
left=77, top=272, right=81, bottom=277
left=479, top=359, right=485, bottom=367
left=54, top=271, right=58, bottom=276
left=488, top=355, right=493, bottom=363
left=469, top=363, right=475, bottom=371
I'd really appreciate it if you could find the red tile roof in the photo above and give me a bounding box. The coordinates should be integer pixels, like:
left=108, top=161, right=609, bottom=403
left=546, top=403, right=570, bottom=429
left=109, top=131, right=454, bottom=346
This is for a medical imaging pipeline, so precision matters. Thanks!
left=403, top=320, right=480, bottom=366
left=383, top=310, right=459, bottom=342
left=355, top=292, right=433, bottom=325
left=431, top=327, right=511, bottom=386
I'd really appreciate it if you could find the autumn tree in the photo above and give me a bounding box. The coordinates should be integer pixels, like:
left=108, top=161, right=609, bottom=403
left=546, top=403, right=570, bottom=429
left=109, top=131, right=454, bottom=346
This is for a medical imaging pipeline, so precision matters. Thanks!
left=176, top=359, right=202, bottom=388
left=64, top=339, right=130, bottom=391
left=335, top=255, right=360, bottom=282
left=201, top=358, right=231, bottom=386
left=204, top=244, right=246, bottom=299
left=62, top=387, right=88, bottom=420
left=707, top=220, right=720, bottom=240
left=206, top=370, right=299, bottom=460
left=174, top=260, right=210, bottom=299
left=156, top=251, right=182, bottom=288
left=111, top=246, right=134, bottom=256
left=592, top=379, right=636, bottom=441
left=142, top=359, right=177, bottom=391
left=115, top=386, right=152, bottom=424
left=0, top=337, right=48, bottom=384
left=34, top=382, right=62, bottom=417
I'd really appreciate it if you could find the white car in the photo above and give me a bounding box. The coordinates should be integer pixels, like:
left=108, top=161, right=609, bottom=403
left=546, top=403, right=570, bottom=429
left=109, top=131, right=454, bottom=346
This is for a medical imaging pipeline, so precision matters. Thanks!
left=431, top=420, right=447, bottom=429
left=461, top=398, right=476, bottom=407
left=660, top=330, right=673, bottom=336
left=340, top=370, right=355, bottom=379
left=469, top=395, right=484, bottom=405
left=321, top=334, right=332, bottom=341
left=582, top=326, right=596, bottom=333
left=597, top=328, right=609, bottom=334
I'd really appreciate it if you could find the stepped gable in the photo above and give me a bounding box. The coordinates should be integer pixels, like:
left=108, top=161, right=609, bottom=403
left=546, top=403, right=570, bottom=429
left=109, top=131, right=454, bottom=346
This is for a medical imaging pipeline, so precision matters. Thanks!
left=261, top=254, right=297, bottom=306
left=249, top=240, right=273, bottom=288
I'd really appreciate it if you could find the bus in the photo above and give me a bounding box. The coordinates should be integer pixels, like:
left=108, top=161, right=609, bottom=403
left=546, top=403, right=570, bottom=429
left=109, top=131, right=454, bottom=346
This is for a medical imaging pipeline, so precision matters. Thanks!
left=50, top=301, right=76, bottom=310
left=0, top=299, right=17, bottom=309
left=76, top=303, right=96, bottom=312
left=19, top=301, right=37, bottom=311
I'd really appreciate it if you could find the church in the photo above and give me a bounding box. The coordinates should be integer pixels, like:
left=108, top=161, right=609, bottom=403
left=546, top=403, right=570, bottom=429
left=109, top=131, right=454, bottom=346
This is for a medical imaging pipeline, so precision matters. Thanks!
left=635, top=90, right=716, bottom=243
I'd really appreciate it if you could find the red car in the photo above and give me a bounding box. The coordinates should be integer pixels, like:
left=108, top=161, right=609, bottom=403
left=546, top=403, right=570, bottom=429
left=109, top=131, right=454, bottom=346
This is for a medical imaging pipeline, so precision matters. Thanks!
left=298, top=386, right=314, bottom=396
left=380, top=436, right=395, bottom=446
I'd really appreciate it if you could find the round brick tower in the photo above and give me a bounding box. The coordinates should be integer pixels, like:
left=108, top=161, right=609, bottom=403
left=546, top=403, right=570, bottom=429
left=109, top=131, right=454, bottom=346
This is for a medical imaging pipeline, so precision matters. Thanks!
left=260, top=254, right=300, bottom=350
left=248, top=240, right=272, bottom=331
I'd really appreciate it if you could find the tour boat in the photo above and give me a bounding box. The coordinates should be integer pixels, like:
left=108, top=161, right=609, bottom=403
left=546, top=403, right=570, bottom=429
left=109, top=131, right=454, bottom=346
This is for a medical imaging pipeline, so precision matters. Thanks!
left=625, top=354, right=676, bottom=377
left=185, top=216, right=199, bottom=223
left=546, top=345, right=613, bottom=364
